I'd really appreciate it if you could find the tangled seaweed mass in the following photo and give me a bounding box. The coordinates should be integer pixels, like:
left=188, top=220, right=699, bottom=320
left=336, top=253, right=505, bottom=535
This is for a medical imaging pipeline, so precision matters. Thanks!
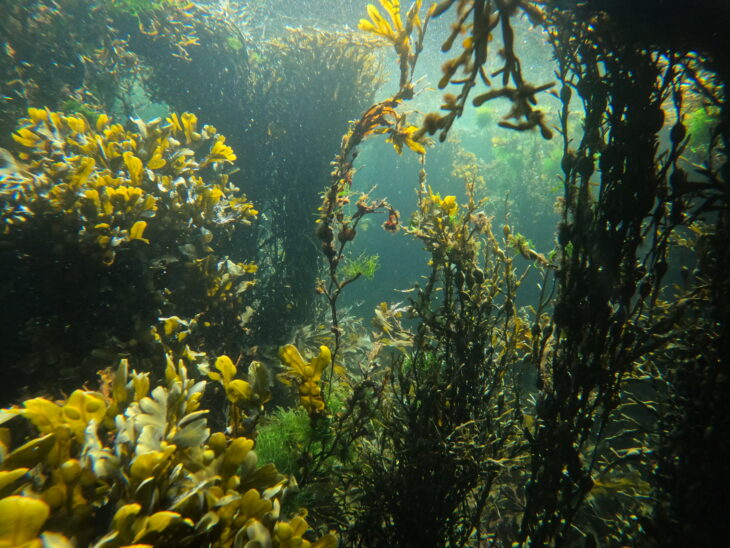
left=3, top=109, right=255, bottom=264
left=0, top=0, right=729, bottom=547
left=0, top=357, right=336, bottom=548
left=0, top=109, right=259, bottom=401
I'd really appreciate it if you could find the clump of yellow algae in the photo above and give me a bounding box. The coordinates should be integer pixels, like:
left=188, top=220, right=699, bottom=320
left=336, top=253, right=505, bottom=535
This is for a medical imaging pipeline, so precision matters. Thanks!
left=0, top=357, right=338, bottom=547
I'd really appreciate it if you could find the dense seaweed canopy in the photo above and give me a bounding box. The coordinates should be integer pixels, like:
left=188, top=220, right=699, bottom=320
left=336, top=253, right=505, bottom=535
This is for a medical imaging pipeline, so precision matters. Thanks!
left=0, top=1, right=727, bottom=546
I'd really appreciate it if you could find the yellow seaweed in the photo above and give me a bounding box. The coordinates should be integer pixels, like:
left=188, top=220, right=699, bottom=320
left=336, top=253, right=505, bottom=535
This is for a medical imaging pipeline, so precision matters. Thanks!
left=181, top=112, right=198, bottom=144
left=227, top=379, right=254, bottom=405
left=60, top=390, right=107, bottom=442
left=207, top=136, right=236, bottom=163
left=95, top=113, right=110, bottom=131
left=0, top=496, right=49, bottom=547
left=64, top=116, right=87, bottom=135
left=1, top=434, right=56, bottom=471
left=12, top=128, right=41, bottom=148
left=0, top=468, right=29, bottom=494
left=278, top=345, right=331, bottom=415
left=147, top=150, right=166, bottom=170
left=166, top=113, right=182, bottom=133
left=209, top=355, right=236, bottom=385
left=0, top=356, right=335, bottom=547
left=238, top=489, right=272, bottom=522
left=387, top=123, right=425, bottom=155
left=27, top=108, right=48, bottom=123
left=129, top=445, right=176, bottom=482
left=132, top=511, right=192, bottom=544
left=17, top=398, right=63, bottom=435
left=129, top=220, right=148, bottom=243
left=123, top=151, right=143, bottom=185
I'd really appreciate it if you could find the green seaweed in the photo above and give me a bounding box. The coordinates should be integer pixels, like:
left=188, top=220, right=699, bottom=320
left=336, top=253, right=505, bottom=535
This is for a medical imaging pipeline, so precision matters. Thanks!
left=341, top=252, right=380, bottom=281
left=105, top=0, right=172, bottom=16
left=255, top=407, right=313, bottom=477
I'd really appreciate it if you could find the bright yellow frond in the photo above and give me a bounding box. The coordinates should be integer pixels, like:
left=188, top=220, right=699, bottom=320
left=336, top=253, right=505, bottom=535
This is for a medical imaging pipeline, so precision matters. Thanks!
left=380, top=0, right=403, bottom=31
left=361, top=3, right=396, bottom=40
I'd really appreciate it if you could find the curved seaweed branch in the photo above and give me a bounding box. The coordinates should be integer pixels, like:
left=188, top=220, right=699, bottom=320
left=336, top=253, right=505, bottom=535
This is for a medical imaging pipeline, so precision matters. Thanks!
left=316, top=0, right=432, bottom=399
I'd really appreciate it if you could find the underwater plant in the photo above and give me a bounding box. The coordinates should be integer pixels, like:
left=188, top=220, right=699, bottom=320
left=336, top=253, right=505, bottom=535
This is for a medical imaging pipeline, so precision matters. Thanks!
left=126, top=12, right=388, bottom=341
left=1, top=1, right=728, bottom=546
left=104, top=0, right=184, bottom=16
left=339, top=252, right=380, bottom=281
left=0, top=109, right=257, bottom=403
left=278, top=345, right=332, bottom=417
left=0, top=1, right=104, bottom=142
left=513, top=4, right=729, bottom=545
left=0, top=357, right=337, bottom=547
left=314, top=0, right=431, bottom=399
left=358, top=0, right=429, bottom=89
left=341, top=175, right=540, bottom=546
left=3, top=107, right=254, bottom=264
left=0, top=0, right=193, bottom=142
left=254, top=407, right=313, bottom=479
left=299, top=2, right=730, bottom=545
left=205, top=355, right=271, bottom=438
left=419, top=0, right=554, bottom=141
left=460, top=124, right=563, bottom=251
left=247, top=28, right=388, bottom=340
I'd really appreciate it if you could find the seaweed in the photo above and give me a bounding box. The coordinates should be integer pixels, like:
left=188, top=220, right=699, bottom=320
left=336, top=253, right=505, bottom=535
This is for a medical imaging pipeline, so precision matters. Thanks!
left=0, top=109, right=256, bottom=403
left=1, top=1, right=728, bottom=546
left=0, top=358, right=337, bottom=547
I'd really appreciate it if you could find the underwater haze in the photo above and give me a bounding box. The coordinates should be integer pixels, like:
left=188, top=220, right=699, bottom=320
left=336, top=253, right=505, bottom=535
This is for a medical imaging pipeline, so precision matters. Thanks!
left=0, top=0, right=728, bottom=546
